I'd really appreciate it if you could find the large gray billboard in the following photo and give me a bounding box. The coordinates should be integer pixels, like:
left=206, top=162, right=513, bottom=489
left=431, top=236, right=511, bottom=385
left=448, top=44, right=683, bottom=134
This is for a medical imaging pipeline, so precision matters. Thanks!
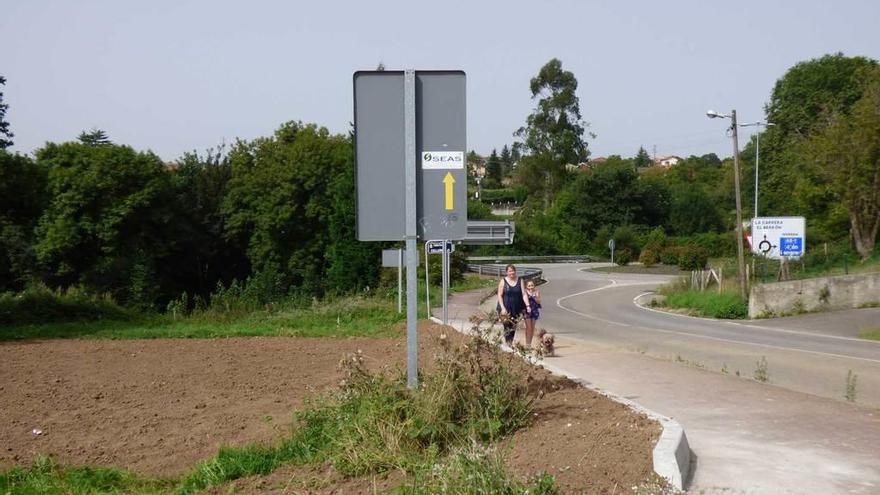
left=354, top=70, right=467, bottom=241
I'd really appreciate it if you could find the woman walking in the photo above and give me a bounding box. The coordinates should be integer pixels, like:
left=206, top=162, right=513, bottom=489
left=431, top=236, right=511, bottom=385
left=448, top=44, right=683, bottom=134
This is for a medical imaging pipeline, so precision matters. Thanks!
left=497, top=264, right=531, bottom=345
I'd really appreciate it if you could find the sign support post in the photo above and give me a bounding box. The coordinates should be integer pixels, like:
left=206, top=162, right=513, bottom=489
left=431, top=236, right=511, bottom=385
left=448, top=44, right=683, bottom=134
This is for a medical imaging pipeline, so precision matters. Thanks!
left=442, top=240, right=449, bottom=325
left=398, top=249, right=403, bottom=314
left=424, top=241, right=430, bottom=321
left=404, top=70, right=418, bottom=389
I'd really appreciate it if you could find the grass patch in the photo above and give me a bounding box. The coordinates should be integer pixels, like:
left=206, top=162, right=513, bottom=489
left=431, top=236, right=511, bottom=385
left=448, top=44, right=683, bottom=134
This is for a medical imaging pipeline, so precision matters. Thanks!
left=0, top=456, right=171, bottom=495
left=0, top=295, right=405, bottom=341
left=0, top=275, right=495, bottom=342
left=660, top=287, right=748, bottom=319
left=859, top=328, right=880, bottom=341
left=591, top=264, right=686, bottom=275
left=1, top=323, right=555, bottom=494
left=394, top=444, right=559, bottom=495
left=0, top=284, right=135, bottom=326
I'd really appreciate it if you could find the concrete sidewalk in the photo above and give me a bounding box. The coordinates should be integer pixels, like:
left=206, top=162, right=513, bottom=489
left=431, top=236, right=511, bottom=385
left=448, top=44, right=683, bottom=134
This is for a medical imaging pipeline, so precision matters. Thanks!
left=437, top=288, right=880, bottom=494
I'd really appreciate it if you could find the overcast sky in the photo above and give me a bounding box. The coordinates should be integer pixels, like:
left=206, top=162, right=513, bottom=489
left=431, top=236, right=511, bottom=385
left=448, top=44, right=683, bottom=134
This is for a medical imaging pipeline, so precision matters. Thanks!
left=2, top=0, right=878, bottom=162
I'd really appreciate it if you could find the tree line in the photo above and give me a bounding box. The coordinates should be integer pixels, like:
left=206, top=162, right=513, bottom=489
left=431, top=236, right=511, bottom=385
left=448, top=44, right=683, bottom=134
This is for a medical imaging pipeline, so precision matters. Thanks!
left=1, top=52, right=878, bottom=310
left=472, top=54, right=880, bottom=262
left=0, top=107, right=380, bottom=307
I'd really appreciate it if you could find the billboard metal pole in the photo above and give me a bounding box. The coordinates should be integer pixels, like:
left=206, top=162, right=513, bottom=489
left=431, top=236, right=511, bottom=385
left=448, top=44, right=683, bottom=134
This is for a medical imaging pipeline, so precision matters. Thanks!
left=404, top=70, right=418, bottom=389
left=397, top=248, right=403, bottom=314
left=424, top=241, right=430, bottom=320
left=442, top=240, right=449, bottom=325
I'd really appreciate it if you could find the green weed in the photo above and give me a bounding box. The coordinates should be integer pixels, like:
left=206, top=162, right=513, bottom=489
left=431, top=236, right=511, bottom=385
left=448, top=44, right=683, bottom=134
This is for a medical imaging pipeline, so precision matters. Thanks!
left=845, top=370, right=858, bottom=402
left=394, top=443, right=559, bottom=495
left=0, top=456, right=169, bottom=495
left=661, top=288, right=748, bottom=319
left=754, top=356, right=770, bottom=383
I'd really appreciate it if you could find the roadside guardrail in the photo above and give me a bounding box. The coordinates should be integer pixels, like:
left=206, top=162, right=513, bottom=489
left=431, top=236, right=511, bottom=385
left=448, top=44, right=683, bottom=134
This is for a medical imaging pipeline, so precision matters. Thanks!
left=467, top=255, right=603, bottom=263
left=466, top=264, right=543, bottom=282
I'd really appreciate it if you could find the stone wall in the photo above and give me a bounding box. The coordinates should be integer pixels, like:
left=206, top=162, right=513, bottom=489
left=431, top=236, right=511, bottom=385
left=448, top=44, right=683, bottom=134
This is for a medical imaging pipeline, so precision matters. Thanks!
left=749, top=272, right=880, bottom=318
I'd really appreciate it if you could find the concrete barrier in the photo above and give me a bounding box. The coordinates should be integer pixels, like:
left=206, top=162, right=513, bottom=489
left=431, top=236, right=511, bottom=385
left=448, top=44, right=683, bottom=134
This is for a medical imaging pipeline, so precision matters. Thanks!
left=749, top=272, right=880, bottom=318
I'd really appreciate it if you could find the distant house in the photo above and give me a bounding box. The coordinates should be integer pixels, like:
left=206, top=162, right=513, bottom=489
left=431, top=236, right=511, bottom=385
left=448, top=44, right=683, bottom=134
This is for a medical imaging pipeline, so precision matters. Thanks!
left=574, top=156, right=606, bottom=170
left=655, top=155, right=681, bottom=168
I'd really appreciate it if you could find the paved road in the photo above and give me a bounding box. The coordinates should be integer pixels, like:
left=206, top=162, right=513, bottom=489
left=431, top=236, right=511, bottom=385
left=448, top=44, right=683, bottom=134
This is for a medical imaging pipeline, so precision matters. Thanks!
left=537, top=264, right=880, bottom=408
left=445, top=264, right=880, bottom=493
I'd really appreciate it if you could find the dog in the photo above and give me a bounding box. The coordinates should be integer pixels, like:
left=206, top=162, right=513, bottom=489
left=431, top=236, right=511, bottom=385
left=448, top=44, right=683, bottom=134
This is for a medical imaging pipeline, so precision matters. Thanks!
left=537, top=329, right=555, bottom=357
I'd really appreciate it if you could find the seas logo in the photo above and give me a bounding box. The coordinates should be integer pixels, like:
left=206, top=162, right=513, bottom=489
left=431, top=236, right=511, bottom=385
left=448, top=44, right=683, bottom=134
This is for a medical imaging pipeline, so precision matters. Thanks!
left=422, top=152, right=462, bottom=163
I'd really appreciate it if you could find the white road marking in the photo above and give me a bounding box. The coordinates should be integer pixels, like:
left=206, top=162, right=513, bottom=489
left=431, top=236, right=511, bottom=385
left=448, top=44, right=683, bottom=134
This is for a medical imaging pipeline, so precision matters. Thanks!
left=632, top=292, right=880, bottom=346
left=553, top=285, right=880, bottom=365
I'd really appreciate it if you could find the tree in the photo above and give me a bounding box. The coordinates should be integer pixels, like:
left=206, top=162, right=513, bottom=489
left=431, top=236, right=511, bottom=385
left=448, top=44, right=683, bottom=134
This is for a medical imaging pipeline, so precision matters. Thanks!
left=467, top=150, right=485, bottom=187
left=34, top=140, right=171, bottom=303
left=499, top=144, right=513, bottom=179
left=804, top=67, right=880, bottom=258
left=161, top=146, right=249, bottom=300
left=485, top=148, right=502, bottom=188
left=0, top=151, right=46, bottom=290
left=760, top=53, right=878, bottom=228
left=669, top=187, right=724, bottom=235
left=634, top=146, right=652, bottom=168
left=78, top=128, right=112, bottom=145
left=765, top=53, right=877, bottom=142
left=515, top=58, right=591, bottom=206
left=548, top=160, right=667, bottom=252
left=223, top=121, right=378, bottom=295
left=0, top=76, right=13, bottom=149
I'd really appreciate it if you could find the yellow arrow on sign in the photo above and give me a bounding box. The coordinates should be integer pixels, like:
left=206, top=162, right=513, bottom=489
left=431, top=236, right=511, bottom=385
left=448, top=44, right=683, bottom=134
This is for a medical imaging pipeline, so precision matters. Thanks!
left=443, top=172, right=455, bottom=210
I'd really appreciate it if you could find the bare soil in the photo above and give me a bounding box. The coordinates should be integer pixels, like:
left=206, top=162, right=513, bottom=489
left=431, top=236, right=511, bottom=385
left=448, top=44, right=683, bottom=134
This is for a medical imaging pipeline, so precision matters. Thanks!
left=0, top=322, right=660, bottom=493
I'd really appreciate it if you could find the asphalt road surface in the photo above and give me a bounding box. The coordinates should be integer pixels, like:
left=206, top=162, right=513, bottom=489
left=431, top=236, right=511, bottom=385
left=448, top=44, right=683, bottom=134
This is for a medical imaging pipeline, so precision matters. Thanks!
left=492, top=263, right=880, bottom=493
left=536, top=263, right=880, bottom=407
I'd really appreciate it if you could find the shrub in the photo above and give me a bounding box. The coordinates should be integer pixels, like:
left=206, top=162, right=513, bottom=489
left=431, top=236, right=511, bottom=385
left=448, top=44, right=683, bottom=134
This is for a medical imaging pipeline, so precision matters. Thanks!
left=202, top=265, right=289, bottom=316
left=288, top=331, right=535, bottom=477
left=663, top=288, right=747, bottom=319
left=639, top=248, right=658, bottom=267
left=641, top=226, right=667, bottom=252
left=0, top=284, right=133, bottom=325
left=660, top=246, right=681, bottom=266
left=615, top=247, right=633, bottom=266
left=612, top=225, right=641, bottom=258
left=426, top=249, right=467, bottom=287
left=677, top=245, right=709, bottom=270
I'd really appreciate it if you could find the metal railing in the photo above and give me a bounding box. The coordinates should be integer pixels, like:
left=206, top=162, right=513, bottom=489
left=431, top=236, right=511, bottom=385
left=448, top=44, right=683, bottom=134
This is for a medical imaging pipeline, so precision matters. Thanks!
left=466, top=264, right=543, bottom=282
left=467, top=254, right=603, bottom=263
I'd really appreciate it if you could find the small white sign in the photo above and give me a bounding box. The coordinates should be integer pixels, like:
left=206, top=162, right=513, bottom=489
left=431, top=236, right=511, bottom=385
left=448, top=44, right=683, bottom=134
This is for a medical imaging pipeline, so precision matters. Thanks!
left=752, top=216, right=806, bottom=259
left=422, top=151, right=464, bottom=170
left=426, top=240, right=455, bottom=253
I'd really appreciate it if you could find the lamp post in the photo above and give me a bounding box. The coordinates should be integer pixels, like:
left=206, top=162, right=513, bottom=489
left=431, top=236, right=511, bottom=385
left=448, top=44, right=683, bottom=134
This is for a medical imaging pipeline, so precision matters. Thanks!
left=739, top=121, right=775, bottom=219
left=707, top=109, right=747, bottom=300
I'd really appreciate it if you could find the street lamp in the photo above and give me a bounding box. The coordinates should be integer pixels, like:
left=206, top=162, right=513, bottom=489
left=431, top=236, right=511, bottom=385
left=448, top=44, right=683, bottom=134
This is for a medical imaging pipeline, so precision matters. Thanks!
left=707, top=109, right=748, bottom=300
left=738, top=121, right=774, bottom=219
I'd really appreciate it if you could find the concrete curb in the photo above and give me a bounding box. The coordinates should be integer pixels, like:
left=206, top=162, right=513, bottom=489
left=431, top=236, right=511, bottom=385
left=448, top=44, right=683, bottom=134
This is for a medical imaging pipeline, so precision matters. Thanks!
left=429, top=315, right=691, bottom=490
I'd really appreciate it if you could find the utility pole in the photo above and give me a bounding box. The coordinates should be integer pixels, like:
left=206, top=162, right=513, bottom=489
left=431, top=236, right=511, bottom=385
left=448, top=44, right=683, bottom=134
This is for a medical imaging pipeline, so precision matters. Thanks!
left=730, top=110, right=748, bottom=300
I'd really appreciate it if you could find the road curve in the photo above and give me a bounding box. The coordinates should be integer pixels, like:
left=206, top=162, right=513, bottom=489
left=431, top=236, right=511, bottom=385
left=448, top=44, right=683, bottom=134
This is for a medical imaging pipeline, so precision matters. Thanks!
left=535, top=263, right=880, bottom=407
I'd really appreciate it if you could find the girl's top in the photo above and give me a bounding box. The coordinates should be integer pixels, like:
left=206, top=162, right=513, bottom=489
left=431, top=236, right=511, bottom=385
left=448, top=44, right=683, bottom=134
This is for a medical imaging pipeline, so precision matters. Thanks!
left=527, top=293, right=541, bottom=319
